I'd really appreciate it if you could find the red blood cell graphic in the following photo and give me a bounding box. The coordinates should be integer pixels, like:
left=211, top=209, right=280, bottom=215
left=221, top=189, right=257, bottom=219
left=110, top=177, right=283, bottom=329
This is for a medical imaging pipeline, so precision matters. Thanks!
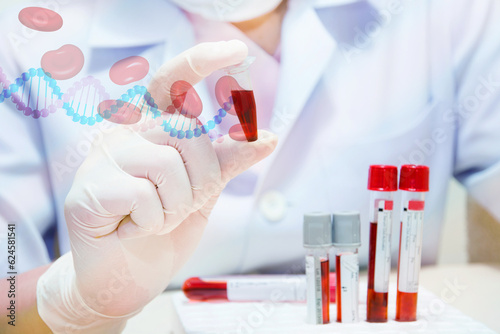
left=215, top=76, right=244, bottom=116
left=165, top=105, right=176, bottom=114
left=97, top=100, right=142, bottom=125
left=18, top=7, right=63, bottom=32
left=109, top=56, right=149, bottom=85
left=228, top=124, right=247, bottom=141
left=41, top=44, right=84, bottom=80
left=170, top=80, right=203, bottom=118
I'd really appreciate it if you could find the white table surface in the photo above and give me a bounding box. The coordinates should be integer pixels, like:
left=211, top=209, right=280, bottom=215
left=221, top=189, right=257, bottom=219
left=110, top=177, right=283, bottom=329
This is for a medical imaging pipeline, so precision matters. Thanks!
left=418, top=263, right=500, bottom=333
left=124, top=263, right=500, bottom=334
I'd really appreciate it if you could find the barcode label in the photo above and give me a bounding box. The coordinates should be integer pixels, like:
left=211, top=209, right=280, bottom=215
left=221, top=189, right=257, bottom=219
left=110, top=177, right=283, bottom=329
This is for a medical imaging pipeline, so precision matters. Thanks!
left=305, top=255, right=323, bottom=323
left=340, top=253, right=359, bottom=323
left=374, top=200, right=393, bottom=293
left=398, top=200, right=425, bottom=293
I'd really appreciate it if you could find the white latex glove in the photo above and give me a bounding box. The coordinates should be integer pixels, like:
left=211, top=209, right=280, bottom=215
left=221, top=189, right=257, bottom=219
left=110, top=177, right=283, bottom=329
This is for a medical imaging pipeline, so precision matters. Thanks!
left=37, top=40, right=278, bottom=333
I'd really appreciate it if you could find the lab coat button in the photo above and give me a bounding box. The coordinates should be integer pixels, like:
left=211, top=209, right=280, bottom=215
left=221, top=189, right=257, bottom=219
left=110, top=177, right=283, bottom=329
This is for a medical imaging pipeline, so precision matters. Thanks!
left=259, top=191, right=287, bottom=222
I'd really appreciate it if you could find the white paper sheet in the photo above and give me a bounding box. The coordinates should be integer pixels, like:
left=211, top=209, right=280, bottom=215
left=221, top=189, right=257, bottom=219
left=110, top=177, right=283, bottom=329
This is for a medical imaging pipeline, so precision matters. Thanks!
left=173, top=282, right=497, bottom=334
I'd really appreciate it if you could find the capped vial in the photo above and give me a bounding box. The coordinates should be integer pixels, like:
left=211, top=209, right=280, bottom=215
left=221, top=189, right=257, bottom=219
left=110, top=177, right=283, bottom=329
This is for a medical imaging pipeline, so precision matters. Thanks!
left=366, top=165, right=398, bottom=322
left=396, top=165, right=429, bottom=322
left=303, top=212, right=332, bottom=324
left=332, top=211, right=361, bottom=323
left=220, top=56, right=258, bottom=142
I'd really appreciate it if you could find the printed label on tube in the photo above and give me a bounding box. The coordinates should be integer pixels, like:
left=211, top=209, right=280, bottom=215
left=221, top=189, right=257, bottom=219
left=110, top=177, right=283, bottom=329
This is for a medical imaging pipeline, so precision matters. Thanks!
left=398, top=200, right=425, bottom=293
left=340, top=253, right=359, bottom=323
left=305, top=255, right=323, bottom=324
left=374, top=200, right=393, bottom=293
left=227, top=276, right=306, bottom=301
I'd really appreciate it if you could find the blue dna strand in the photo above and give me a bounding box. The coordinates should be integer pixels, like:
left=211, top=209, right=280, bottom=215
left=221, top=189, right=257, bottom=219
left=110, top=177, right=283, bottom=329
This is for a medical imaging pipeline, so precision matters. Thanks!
left=0, top=67, right=65, bottom=118
left=117, top=85, right=232, bottom=140
left=0, top=67, right=231, bottom=140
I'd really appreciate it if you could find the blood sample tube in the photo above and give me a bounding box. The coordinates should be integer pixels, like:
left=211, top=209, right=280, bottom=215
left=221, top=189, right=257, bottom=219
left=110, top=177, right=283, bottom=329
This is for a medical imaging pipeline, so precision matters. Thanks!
left=395, top=165, right=429, bottom=322
left=182, top=274, right=336, bottom=302
left=222, top=56, right=258, bottom=142
left=303, top=212, right=332, bottom=324
left=366, top=165, right=398, bottom=322
left=332, top=212, right=361, bottom=323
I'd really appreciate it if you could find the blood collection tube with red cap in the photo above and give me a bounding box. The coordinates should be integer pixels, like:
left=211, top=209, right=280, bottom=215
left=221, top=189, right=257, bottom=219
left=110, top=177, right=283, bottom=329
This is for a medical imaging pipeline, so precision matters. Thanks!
left=182, top=274, right=336, bottom=302
left=332, top=212, right=361, bottom=323
left=303, top=212, right=332, bottom=324
left=396, top=165, right=430, bottom=322
left=222, top=56, right=258, bottom=142
left=366, top=165, right=398, bottom=322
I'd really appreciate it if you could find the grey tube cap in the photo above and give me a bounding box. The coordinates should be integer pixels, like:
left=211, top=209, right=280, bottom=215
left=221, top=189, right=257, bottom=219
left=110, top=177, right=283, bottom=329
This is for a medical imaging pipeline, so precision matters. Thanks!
left=332, top=211, right=361, bottom=247
left=303, top=212, right=332, bottom=247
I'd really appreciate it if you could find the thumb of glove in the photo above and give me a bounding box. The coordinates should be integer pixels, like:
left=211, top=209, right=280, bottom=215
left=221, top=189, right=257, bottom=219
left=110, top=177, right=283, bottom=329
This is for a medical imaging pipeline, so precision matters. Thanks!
left=214, top=129, right=278, bottom=184
left=170, top=129, right=278, bottom=248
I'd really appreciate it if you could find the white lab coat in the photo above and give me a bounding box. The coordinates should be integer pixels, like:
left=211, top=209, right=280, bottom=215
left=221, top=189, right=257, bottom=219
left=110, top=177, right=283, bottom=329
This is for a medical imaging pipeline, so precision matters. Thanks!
left=1, top=0, right=500, bottom=285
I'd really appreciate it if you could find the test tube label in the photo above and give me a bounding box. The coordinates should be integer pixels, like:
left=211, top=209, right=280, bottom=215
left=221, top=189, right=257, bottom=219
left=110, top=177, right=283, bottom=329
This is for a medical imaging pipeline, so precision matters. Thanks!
left=305, top=255, right=323, bottom=324
left=340, top=253, right=359, bottom=323
left=398, top=200, right=425, bottom=293
left=227, top=277, right=305, bottom=301
left=374, top=200, right=393, bottom=293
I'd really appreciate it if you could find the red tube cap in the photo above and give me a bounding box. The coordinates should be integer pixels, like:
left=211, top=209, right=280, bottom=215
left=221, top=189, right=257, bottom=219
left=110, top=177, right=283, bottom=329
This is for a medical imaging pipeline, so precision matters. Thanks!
left=399, top=165, right=429, bottom=192
left=368, top=165, right=398, bottom=191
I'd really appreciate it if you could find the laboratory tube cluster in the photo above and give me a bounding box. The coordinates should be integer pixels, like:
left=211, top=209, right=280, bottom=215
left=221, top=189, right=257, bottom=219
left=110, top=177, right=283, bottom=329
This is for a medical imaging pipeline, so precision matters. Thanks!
left=303, top=164, right=429, bottom=325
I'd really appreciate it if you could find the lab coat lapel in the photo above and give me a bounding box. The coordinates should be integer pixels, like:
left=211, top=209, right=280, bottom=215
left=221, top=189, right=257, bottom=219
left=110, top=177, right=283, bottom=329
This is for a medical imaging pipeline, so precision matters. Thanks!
left=255, top=4, right=335, bottom=195
left=86, top=0, right=203, bottom=106
left=271, top=3, right=335, bottom=139
left=88, top=0, right=182, bottom=48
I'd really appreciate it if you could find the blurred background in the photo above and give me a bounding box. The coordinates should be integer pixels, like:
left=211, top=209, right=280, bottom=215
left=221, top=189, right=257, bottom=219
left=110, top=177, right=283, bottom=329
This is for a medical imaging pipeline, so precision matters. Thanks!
left=2, top=0, right=496, bottom=268
left=439, top=179, right=467, bottom=265
left=441, top=178, right=500, bottom=266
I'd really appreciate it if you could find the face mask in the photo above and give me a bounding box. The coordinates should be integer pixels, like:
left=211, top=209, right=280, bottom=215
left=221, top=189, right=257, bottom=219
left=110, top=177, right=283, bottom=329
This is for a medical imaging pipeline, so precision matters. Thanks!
left=168, top=0, right=284, bottom=22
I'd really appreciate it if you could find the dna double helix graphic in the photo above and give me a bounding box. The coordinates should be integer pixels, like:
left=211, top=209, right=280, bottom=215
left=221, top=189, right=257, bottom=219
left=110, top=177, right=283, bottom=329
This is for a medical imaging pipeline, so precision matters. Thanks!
left=0, top=67, right=232, bottom=141
left=0, top=67, right=64, bottom=118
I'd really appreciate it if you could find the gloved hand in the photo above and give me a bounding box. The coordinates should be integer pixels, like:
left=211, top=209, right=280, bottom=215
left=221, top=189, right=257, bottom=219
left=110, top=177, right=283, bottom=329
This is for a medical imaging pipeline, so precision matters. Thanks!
left=36, top=40, right=278, bottom=333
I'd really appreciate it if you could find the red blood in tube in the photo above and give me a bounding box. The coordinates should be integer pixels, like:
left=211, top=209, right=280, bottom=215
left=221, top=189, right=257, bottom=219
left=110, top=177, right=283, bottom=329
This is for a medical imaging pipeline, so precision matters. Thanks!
left=367, top=222, right=388, bottom=322
left=396, top=291, right=418, bottom=321
left=396, top=221, right=418, bottom=321
left=231, top=90, right=258, bottom=142
left=182, top=277, right=228, bottom=301
left=321, top=259, right=330, bottom=323
left=183, top=275, right=336, bottom=303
